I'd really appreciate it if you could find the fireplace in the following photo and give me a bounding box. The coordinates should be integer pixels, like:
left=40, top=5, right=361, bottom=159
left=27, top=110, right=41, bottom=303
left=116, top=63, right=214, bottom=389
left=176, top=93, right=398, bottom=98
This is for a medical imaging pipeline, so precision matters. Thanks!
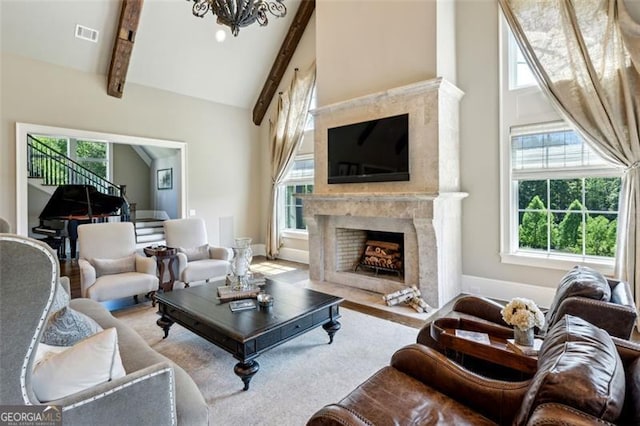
left=302, top=78, right=467, bottom=309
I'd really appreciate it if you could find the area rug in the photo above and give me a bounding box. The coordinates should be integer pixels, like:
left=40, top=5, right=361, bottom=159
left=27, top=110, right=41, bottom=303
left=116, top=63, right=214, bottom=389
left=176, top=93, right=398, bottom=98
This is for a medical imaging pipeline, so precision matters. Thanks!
left=114, top=304, right=419, bottom=426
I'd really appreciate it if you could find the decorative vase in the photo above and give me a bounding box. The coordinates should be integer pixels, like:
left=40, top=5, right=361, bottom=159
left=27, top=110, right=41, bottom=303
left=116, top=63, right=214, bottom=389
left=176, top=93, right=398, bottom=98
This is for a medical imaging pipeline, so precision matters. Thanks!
left=230, top=237, right=253, bottom=291
left=514, top=326, right=535, bottom=346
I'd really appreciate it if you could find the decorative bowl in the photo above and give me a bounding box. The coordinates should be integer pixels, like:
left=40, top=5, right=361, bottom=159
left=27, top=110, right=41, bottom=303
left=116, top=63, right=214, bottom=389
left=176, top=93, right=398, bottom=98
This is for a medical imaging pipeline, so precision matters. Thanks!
left=256, top=292, right=274, bottom=307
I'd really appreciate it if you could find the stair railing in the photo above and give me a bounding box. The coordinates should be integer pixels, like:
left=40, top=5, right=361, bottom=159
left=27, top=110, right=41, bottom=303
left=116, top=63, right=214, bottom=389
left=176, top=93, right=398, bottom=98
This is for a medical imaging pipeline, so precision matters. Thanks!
left=27, top=135, right=123, bottom=196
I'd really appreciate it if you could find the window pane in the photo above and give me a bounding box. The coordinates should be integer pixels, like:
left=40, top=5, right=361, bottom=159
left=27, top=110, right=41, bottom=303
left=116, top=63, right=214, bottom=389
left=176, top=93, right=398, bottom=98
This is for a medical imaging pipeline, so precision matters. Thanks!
left=585, top=177, right=620, bottom=212
left=76, top=140, right=107, bottom=160
left=518, top=180, right=547, bottom=209
left=553, top=212, right=582, bottom=254
left=518, top=207, right=549, bottom=250
left=512, top=130, right=607, bottom=171
left=549, top=179, right=582, bottom=210
left=78, top=160, right=107, bottom=179
left=584, top=213, right=617, bottom=257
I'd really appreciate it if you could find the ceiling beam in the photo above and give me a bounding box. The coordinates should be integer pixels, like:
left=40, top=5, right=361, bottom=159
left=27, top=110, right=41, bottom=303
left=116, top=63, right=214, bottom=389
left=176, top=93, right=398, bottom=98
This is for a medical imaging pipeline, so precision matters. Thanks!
left=252, top=0, right=315, bottom=126
left=107, top=0, right=144, bottom=98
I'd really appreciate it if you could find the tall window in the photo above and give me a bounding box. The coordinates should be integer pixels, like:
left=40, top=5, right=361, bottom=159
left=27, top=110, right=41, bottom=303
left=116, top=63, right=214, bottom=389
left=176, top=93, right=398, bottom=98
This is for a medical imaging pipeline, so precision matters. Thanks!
left=500, top=18, right=621, bottom=271
left=512, top=125, right=621, bottom=258
left=280, top=156, right=314, bottom=231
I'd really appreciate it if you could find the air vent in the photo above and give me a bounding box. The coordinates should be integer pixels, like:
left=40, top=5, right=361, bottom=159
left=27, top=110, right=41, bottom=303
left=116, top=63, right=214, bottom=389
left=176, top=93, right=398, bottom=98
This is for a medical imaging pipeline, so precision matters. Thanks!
left=75, top=24, right=99, bottom=43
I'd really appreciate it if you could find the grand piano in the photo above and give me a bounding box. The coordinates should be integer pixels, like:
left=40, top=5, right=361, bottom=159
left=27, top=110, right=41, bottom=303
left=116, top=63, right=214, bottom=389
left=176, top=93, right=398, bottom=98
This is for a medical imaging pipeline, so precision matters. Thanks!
left=32, top=185, right=127, bottom=259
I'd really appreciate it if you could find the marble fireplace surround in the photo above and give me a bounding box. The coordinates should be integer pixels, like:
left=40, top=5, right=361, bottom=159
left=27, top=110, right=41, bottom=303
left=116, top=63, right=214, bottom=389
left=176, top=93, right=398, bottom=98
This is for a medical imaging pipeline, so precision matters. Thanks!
left=303, top=78, right=466, bottom=309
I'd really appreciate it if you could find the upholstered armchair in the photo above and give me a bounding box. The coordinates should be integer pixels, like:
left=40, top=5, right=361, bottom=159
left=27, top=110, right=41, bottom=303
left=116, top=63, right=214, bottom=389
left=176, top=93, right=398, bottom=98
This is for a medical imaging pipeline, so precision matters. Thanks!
left=418, top=266, right=638, bottom=348
left=163, top=218, right=232, bottom=287
left=0, top=217, right=10, bottom=232
left=0, top=234, right=176, bottom=425
left=77, top=222, right=158, bottom=303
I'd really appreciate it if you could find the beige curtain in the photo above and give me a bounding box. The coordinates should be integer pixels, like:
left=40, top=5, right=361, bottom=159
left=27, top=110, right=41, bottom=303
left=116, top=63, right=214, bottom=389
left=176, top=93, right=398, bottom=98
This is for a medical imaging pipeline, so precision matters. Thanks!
left=266, top=63, right=316, bottom=259
left=499, top=0, right=640, bottom=317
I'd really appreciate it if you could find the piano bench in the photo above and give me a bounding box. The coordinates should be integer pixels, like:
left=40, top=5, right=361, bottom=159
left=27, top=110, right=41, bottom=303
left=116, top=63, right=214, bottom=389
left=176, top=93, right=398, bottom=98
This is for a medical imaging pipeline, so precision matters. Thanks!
left=38, top=237, right=66, bottom=260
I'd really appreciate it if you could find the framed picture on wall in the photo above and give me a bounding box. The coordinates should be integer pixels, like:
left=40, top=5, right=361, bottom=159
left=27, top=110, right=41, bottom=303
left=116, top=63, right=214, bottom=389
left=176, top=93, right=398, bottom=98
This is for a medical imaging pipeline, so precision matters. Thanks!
left=157, top=168, right=173, bottom=190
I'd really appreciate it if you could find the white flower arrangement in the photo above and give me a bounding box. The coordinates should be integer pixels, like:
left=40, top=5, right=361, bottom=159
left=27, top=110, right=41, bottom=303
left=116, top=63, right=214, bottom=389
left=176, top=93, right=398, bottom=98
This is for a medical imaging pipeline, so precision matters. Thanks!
left=501, top=297, right=545, bottom=331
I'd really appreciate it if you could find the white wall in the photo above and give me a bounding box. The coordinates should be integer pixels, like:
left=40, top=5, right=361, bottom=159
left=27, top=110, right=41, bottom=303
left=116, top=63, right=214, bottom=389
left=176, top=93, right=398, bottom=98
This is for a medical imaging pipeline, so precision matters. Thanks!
left=316, top=0, right=437, bottom=106
left=1, top=53, right=261, bottom=245
left=456, top=0, right=566, bottom=295
left=112, top=144, right=151, bottom=210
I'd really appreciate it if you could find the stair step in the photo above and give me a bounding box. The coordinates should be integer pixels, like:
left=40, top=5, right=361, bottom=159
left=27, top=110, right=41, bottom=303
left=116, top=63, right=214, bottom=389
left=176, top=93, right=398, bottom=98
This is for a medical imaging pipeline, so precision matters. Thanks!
left=136, top=227, right=164, bottom=236
left=137, top=234, right=166, bottom=243
left=136, top=240, right=167, bottom=250
left=136, top=220, right=165, bottom=229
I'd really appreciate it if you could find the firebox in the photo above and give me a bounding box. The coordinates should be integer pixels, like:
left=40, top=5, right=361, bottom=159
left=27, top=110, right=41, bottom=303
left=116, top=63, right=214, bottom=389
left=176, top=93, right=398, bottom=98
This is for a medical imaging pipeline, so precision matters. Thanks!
left=355, top=231, right=404, bottom=277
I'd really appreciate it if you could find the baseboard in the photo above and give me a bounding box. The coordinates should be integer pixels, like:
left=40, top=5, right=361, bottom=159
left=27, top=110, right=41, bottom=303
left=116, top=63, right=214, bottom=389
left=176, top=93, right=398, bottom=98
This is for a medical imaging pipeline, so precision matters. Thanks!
left=461, top=274, right=556, bottom=308
left=251, top=244, right=266, bottom=257
left=277, top=247, right=309, bottom=264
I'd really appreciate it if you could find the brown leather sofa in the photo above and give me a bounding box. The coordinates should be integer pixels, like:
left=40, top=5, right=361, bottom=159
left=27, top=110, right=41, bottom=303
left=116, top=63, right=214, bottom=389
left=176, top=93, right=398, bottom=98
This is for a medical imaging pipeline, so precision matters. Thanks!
left=307, top=315, right=640, bottom=426
left=417, top=266, right=637, bottom=346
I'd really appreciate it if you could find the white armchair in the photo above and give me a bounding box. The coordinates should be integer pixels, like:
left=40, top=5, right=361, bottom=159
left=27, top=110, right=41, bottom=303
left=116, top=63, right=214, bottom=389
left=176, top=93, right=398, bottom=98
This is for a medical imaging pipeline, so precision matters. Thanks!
left=163, top=218, right=232, bottom=287
left=78, top=222, right=158, bottom=303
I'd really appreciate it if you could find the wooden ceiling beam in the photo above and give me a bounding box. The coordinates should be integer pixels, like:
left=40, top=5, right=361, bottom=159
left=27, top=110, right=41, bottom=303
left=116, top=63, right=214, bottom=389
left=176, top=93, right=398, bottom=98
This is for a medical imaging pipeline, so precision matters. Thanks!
left=107, top=0, right=144, bottom=98
left=252, top=0, right=315, bottom=125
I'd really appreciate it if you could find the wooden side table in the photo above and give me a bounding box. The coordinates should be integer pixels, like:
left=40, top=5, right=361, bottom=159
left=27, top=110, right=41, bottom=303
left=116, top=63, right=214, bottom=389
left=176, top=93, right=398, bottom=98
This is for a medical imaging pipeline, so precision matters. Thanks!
left=430, top=317, right=538, bottom=375
left=143, top=246, right=178, bottom=292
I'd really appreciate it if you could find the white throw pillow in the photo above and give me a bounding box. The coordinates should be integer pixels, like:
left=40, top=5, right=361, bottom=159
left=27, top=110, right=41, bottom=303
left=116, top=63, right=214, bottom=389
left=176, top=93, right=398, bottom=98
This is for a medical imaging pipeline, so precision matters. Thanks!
left=179, top=244, right=210, bottom=262
left=92, top=254, right=136, bottom=277
left=32, top=328, right=126, bottom=402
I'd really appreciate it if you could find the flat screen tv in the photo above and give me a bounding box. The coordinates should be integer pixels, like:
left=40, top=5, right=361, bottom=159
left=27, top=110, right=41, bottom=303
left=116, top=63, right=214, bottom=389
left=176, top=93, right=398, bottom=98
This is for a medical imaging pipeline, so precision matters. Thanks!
left=327, top=113, right=409, bottom=184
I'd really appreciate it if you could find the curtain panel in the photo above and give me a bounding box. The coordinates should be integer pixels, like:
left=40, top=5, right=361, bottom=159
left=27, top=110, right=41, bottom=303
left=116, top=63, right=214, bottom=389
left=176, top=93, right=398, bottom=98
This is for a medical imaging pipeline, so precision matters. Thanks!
left=498, top=0, right=640, bottom=321
left=266, top=63, right=316, bottom=259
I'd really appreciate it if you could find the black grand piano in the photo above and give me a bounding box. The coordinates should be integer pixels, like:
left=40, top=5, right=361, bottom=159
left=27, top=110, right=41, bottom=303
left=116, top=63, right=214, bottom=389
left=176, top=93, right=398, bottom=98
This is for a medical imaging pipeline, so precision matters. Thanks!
left=32, top=185, right=127, bottom=259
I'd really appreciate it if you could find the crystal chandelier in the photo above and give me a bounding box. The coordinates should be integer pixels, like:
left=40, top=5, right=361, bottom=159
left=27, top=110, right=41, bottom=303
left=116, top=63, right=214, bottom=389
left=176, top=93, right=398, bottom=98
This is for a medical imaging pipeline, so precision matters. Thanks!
left=188, top=0, right=287, bottom=37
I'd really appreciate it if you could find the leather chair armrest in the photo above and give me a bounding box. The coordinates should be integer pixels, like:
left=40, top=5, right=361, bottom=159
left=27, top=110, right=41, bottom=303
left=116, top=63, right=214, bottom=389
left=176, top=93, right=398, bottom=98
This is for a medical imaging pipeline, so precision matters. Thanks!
left=56, top=363, right=177, bottom=426
left=77, top=258, right=96, bottom=298
left=135, top=254, right=157, bottom=276
left=609, top=279, right=636, bottom=309
left=390, top=344, right=530, bottom=423
left=307, top=404, right=373, bottom=426
left=526, top=403, right=609, bottom=426
left=553, top=297, right=637, bottom=339
left=453, top=295, right=511, bottom=327
left=209, top=246, right=233, bottom=261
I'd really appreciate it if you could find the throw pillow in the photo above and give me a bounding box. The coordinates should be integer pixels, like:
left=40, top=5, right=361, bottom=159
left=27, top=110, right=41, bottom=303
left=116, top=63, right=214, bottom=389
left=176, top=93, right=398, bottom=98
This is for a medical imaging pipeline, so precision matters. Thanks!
left=32, top=328, right=126, bottom=402
left=92, top=254, right=136, bottom=278
left=41, top=306, right=103, bottom=346
left=49, top=282, right=70, bottom=315
left=544, top=265, right=611, bottom=330
left=179, top=244, right=210, bottom=262
left=514, top=315, right=625, bottom=425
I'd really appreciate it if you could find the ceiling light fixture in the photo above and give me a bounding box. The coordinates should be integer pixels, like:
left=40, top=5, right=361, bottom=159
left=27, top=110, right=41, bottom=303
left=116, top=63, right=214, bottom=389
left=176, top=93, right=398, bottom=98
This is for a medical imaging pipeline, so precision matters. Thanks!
left=188, top=0, right=287, bottom=37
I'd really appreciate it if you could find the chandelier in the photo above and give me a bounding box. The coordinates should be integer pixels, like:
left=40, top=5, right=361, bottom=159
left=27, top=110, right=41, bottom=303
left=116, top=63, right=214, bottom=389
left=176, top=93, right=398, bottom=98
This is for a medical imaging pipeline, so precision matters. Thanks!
left=188, top=0, right=287, bottom=37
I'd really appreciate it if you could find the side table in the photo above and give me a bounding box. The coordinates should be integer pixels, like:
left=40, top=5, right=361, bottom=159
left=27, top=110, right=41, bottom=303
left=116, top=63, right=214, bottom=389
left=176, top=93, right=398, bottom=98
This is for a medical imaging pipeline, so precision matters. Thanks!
left=143, top=246, right=178, bottom=292
left=430, top=317, right=538, bottom=376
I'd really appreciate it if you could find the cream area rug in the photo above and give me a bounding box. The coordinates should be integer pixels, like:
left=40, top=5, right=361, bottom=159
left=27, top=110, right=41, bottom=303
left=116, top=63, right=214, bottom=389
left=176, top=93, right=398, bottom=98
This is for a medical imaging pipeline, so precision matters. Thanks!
left=114, top=304, right=419, bottom=426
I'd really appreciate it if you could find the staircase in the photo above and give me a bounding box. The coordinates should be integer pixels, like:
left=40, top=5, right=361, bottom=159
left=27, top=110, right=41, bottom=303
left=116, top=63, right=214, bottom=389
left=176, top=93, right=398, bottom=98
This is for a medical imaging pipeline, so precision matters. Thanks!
left=133, top=210, right=170, bottom=249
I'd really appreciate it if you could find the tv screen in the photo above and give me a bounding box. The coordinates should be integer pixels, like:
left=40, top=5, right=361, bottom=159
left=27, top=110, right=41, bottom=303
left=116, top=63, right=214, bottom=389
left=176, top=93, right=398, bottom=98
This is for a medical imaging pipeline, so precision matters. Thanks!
left=327, top=113, right=409, bottom=184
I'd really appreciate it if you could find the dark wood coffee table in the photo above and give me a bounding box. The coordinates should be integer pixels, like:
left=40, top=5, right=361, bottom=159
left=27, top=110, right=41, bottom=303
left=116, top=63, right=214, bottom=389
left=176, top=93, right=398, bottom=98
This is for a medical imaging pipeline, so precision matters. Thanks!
left=155, top=279, right=343, bottom=390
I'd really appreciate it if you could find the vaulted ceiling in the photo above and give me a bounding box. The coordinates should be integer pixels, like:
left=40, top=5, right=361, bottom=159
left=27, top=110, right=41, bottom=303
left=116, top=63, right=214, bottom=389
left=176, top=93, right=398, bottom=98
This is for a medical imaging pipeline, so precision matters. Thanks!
left=1, top=0, right=303, bottom=110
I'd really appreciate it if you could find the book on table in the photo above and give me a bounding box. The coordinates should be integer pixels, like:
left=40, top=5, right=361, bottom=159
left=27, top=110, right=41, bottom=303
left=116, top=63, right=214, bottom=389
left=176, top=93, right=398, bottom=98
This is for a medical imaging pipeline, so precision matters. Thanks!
left=217, top=285, right=262, bottom=302
left=507, top=338, right=543, bottom=356
left=229, top=299, right=257, bottom=312
left=454, top=329, right=491, bottom=345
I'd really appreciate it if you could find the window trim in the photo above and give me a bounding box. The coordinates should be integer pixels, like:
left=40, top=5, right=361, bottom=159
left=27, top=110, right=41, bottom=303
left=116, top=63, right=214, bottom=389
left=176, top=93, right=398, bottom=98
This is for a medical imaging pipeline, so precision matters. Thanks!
left=279, top=153, right=314, bottom=234
left=501, top=122, right=621, bottom=273
left=499, top=17, right=620, bottom=273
